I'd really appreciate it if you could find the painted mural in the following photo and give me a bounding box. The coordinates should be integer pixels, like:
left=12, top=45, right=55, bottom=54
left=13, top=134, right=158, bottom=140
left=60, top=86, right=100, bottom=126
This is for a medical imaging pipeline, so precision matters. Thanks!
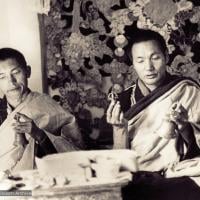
left=44, top=0, right=200, bottom=148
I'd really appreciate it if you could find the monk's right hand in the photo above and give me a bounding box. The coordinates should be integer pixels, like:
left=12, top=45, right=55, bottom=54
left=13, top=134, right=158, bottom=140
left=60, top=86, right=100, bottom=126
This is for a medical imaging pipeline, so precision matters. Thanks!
left=106, top=100, right=126, bottom=126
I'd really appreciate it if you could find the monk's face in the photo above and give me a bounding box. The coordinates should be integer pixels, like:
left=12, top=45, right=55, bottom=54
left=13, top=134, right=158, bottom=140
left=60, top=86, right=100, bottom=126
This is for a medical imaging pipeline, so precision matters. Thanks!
left=0, top=58, right=30, bottom=101
left=131, top=40, right=167, bottom=91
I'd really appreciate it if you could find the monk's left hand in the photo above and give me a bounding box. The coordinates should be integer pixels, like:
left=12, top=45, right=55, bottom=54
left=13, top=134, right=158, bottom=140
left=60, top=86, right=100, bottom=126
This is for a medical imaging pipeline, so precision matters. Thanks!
left=168, top=102, right=188, bottom=130
left=13, top=112, right=45, bottom=141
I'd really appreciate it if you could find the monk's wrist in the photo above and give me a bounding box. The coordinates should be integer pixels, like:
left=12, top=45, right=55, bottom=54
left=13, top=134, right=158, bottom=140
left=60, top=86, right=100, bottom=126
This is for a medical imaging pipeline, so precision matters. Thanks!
left=113, top=125, right=129, bottom=149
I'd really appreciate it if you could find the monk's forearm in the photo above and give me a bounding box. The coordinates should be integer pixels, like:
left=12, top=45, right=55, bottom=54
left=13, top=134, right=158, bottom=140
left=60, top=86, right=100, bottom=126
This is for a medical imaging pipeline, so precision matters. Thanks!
left=113, top=124, right=129, bottom=149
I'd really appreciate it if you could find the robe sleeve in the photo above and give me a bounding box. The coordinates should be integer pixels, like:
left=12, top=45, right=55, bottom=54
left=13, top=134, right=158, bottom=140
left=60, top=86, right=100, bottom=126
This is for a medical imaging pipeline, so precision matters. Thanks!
left=24, top=93, right=84, bottom=153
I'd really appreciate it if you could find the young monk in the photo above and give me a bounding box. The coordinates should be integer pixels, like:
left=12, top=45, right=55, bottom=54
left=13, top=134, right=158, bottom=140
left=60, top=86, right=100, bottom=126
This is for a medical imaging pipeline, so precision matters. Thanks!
left=0, top=48, right=84, bottom=173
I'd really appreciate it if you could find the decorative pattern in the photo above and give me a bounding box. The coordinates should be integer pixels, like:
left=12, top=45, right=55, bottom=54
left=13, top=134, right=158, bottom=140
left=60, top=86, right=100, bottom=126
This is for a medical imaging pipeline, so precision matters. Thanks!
left=43, top=0, right=200, bottom=149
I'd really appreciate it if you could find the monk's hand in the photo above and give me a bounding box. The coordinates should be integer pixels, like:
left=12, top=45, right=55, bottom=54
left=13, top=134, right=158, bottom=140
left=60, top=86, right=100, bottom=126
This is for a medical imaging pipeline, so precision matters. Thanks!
left=106, top=100, right=126, bottom=126
left=168, top=102, right=188, bottom=130
left=12, top=112, right=45, bottom=142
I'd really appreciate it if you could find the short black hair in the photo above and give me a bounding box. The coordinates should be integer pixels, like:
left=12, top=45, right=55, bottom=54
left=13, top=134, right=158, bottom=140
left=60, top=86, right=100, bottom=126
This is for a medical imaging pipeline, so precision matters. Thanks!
left=0, top=48, right=27, bottom=69
left=126, top=29, right=168, bottom=61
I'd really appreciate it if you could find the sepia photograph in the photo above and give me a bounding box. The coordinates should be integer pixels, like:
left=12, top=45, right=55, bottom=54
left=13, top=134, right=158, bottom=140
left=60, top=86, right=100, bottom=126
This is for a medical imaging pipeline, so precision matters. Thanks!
left=0, top=0, right=200, bottom=199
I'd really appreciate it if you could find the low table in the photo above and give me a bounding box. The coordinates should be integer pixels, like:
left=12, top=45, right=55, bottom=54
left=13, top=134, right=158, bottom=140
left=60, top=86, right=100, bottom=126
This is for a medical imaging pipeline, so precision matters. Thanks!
left=0, top=171, right=129, bottom=200
left=31, top=179, right=128, bottom=200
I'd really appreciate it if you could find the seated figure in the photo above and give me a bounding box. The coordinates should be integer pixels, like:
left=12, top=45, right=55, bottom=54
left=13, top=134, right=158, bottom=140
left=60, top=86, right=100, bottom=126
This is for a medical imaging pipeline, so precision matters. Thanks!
left=107, top=29, right=200, bottom=200
left=0, top=48, right=84, bottom=173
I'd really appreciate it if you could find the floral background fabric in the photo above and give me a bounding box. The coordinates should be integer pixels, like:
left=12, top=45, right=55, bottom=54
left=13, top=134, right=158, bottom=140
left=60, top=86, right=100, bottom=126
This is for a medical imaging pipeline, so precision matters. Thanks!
left=44, top=0, right=200, bottom=149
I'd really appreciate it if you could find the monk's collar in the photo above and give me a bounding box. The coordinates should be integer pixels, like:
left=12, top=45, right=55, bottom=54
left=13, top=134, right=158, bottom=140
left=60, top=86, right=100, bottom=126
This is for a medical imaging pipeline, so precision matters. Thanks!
left=136, top=73, right=170, bottom=100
